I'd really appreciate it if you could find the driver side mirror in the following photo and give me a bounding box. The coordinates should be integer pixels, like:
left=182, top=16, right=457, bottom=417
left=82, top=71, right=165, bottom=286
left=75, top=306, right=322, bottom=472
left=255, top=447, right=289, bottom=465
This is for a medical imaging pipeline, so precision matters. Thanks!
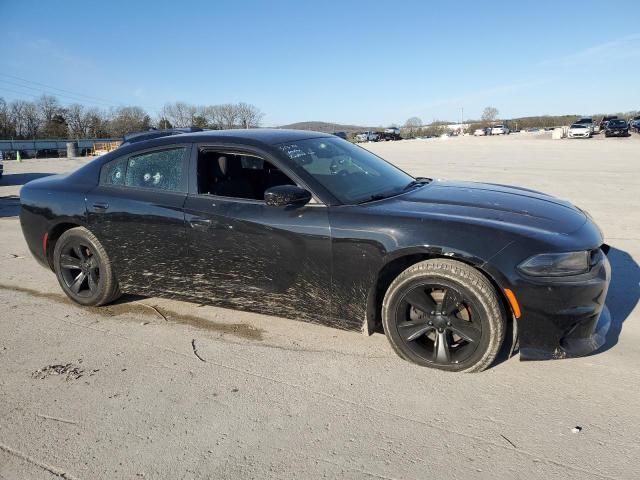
left=264, top=185, right=312, bottom=208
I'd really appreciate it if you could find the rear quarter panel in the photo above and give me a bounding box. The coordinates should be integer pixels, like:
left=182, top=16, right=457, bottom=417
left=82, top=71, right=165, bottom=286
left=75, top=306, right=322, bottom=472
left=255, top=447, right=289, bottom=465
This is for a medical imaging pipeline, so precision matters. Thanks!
left=20, top=174, right=94, bottom=268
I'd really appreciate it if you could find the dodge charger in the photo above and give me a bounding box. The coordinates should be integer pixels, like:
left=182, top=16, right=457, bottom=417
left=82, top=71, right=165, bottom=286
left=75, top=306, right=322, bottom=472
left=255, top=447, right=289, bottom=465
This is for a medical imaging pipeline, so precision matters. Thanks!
left=19, top=129, right=611, bottom=372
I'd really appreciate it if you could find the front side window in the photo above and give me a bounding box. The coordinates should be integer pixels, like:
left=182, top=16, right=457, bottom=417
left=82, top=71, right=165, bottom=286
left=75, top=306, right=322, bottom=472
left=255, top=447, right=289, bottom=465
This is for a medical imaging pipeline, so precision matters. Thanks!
left=278, top=137, right=413, bottom=204
left=197, top=149, right=295, bottom=200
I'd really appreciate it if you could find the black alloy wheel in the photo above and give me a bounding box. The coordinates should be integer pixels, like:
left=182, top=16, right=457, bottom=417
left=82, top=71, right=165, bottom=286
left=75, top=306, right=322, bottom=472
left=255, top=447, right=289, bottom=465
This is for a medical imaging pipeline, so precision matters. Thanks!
left=58, top=241, right=100, bottom=298
left=396, top=283, right=481, bottom=365
left=53, top=227, right=121, bottom=306
left=382, top=259, right=506, bottom=372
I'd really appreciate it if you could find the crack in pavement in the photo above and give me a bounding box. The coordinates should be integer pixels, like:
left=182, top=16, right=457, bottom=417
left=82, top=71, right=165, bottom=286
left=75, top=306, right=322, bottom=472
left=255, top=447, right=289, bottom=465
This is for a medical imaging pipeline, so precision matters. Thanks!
left=0, top=442, right=80, bottom=480
left=191, top=339, right=206, bottom=362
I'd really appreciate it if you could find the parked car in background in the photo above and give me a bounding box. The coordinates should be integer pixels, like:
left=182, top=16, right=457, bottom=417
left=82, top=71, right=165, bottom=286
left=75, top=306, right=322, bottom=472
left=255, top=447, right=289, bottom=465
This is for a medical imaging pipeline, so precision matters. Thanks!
left=575, top=117, right=594, bottom=134
left=473, top=128, right=486, bottom=136
left=355, top=131, right=379, bottom=142
left=599, top=115, right=618, bottom=131
left=379, top=127, right=402, bottom=141
left=332, top=131, right=348, bottom=140
left=491, top=124, right=510, bottom=135
left=19, top=128, right=613, bottom=372
left=604, top=119, right=630, bottom=137
left=629, top=116, right=640, bottom=133
left=567, top=123, right=592, bottom=139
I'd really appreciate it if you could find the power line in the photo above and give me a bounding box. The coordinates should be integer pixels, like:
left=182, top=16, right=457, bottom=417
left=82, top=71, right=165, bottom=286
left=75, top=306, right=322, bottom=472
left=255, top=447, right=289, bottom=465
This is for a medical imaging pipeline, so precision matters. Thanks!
left=0, top=73, right=120, bottom=105
left=0, top=86, right=41, bottom=99
left=0, top=74, right=163, bottom=114
left=0, top=79, right=118, bottom=107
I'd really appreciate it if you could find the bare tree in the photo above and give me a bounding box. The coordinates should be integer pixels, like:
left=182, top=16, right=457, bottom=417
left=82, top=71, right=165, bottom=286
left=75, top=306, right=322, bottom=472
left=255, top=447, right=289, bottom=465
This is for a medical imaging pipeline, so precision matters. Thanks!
left=85, top=108, right=110, bottom=138
left=404, top=116, right=423, bottom=137
left=9, top=100, right=27, bottom=137
left=22, top=102, right=41, bottom=138
left=218, top=103, right=239, bottom=129
left=162, top=102, right=197, bottom=127
left=0, top=93, right=266, bottom=140
left=481, top=107, right=499, bottom=123
left=37, top=95, right=60, bottom=124
left=0, top=98, right=15, bottom=138
left=201, top=105, right=224, bottom=129
left=236, top=102, right=264, bottom=128
left=108, top=106, right=151, bottom=137
left=67, top=104, right=90, bottom=138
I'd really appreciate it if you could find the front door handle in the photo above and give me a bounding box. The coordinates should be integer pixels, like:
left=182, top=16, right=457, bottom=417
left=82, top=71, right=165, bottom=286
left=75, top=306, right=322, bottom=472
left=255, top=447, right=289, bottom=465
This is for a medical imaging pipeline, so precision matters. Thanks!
left=189, top=218, right=212, bottom=229
left=92, top=202, right=109, bottom=211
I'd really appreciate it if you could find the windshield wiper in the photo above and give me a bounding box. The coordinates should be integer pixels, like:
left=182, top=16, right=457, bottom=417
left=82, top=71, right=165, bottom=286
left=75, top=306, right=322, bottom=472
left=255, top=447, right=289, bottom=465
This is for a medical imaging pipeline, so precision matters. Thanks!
left=358, top=193, right=395, bottom=204
left=358, top=178, right=432, bottom=204
left=403, top=177, right=432, bottom=190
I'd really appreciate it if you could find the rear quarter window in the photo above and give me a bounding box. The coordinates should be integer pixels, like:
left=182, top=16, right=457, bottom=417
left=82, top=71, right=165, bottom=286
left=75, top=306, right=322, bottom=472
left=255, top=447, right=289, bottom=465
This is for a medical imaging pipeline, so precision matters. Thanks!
left=100, top=156, right=128, bottom=185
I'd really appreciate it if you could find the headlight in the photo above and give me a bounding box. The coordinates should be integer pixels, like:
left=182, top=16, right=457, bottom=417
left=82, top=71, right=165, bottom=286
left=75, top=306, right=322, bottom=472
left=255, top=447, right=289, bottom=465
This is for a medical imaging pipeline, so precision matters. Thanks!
left=518, top=251, right=590, bottom=276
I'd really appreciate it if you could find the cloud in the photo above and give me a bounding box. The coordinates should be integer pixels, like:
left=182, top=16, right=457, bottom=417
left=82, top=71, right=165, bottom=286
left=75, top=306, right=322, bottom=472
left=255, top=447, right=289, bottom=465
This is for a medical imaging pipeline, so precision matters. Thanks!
left=26, top=38, right=95, bottom=71
left=537, top=32, right=640, bottom=67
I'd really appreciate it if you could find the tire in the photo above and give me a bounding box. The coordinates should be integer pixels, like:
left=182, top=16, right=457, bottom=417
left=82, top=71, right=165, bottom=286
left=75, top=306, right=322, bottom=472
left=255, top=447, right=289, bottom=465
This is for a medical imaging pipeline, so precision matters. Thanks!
left=382, top=259, right=506, bottom=372
left=53, top=226, right=121, bottom=306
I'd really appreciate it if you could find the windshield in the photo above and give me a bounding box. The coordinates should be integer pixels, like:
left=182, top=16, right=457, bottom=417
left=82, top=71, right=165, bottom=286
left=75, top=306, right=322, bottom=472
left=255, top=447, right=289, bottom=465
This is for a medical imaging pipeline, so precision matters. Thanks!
left=576, top=119, right=592, bottom=124
left=277, top=137, right=414, bottom=204
left=571, top=124, right=586, bottom=128
left=609, top=120, right=626, bottom=127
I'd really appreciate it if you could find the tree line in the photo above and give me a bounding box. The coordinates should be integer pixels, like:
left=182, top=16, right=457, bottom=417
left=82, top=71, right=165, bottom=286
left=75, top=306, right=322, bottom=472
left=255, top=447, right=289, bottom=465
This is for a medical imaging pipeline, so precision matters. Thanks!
left=0, top=95, right=264, bottom=140
left=403, top=107, right=640, bottom=137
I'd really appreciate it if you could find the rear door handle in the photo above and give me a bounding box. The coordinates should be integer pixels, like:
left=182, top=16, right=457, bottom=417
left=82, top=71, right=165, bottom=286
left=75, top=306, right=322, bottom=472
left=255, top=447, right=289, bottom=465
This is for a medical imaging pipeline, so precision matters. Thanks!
left=92, top=202, right=109, bottom=211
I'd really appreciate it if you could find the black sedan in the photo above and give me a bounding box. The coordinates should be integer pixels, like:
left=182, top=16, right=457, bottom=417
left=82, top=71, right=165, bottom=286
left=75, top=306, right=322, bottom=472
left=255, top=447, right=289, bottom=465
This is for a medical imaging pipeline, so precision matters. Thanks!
left=604, top=119, right=630, bottom=137
left=19, top=129, right=611, bottom=372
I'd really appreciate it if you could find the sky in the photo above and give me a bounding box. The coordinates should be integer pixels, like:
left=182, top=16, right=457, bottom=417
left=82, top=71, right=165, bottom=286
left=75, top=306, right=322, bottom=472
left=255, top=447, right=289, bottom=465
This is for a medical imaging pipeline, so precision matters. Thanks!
left=1, top=0, right=639, bottom=126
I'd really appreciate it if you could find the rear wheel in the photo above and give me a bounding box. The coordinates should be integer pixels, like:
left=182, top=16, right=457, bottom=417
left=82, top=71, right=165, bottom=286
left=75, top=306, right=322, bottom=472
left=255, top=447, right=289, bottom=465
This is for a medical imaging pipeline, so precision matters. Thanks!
left=382, top=259, right=506, bottom=372
left=53, top=227, right=121, bottom=306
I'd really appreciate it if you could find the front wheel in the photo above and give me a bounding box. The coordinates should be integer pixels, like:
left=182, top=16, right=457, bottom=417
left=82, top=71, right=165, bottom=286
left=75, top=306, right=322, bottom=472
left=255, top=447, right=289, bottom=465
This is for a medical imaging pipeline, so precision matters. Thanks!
left=53, top=227, right=121, bottom=306
left=382, top=259, right=506, bottom=372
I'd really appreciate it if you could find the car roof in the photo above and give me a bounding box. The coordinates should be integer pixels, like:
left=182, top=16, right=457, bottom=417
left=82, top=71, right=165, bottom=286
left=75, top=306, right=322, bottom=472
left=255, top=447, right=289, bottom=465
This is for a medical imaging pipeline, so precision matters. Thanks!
left=122, top=127, right=205, bottom=145
left=177, top=128, right=331, bottom=145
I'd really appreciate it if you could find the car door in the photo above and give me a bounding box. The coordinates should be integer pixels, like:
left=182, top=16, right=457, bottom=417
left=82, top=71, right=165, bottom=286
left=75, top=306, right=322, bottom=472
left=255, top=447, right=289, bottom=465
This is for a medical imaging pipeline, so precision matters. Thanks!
left=86, top=144, right=192, bottom=295
left=183, top=144, right=332, bottom=322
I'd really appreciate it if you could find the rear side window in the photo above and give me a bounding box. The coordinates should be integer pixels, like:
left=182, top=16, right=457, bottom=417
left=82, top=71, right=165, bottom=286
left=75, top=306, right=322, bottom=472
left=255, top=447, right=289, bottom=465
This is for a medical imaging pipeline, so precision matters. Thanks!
left=101, top=147, right=187, bottom=192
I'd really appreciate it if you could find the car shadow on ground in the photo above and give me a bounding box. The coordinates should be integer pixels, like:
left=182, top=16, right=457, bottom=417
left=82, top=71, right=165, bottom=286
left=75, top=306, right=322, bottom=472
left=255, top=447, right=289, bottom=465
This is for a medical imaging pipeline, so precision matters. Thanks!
left=0, top=172, right=53, bottom=186
left=596, top=246, right=640, bottom=353
left=0, top=195, right=21, bottom=218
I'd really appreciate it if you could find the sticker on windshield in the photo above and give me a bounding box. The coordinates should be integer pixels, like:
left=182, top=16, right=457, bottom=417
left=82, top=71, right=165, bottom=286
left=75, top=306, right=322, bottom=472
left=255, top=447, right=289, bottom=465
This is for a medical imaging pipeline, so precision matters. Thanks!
left=279, top=144, right=307, bottom=160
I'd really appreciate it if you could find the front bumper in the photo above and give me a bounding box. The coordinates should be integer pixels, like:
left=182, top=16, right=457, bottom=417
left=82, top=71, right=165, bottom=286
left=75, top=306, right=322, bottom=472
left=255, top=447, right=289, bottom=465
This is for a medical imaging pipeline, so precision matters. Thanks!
left=516, top=250, right=611, bottom=360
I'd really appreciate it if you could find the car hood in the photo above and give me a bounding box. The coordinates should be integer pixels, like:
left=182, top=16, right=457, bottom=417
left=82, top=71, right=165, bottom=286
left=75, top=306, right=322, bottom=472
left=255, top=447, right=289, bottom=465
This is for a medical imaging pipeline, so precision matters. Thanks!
left=374, top=180, right=587, bottom=235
